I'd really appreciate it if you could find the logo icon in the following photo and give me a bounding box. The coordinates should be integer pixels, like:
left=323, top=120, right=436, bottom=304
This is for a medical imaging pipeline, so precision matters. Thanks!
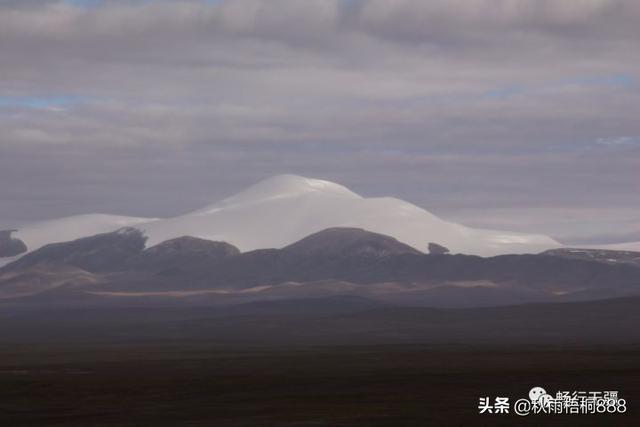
left=529, top=386, right=551, bottom=407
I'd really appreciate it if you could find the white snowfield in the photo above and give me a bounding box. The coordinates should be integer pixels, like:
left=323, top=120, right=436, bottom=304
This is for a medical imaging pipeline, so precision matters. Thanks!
left=12, top=175, right=561, bottom=257
left=596, top=241, right=640, bottom=252
left=13, top=214, right=154, bottom=253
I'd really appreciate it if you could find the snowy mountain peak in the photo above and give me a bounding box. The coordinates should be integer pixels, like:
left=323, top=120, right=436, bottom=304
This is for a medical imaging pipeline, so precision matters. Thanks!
left=7, top=174, right=562, bottom=259
left=193, top=175, right=360, bottom=215
left=228, top=174, right=359, bottom=200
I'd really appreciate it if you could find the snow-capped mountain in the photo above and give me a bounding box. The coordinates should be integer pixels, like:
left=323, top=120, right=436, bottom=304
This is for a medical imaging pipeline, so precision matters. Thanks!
left=11, top=175, right=560, bottom=257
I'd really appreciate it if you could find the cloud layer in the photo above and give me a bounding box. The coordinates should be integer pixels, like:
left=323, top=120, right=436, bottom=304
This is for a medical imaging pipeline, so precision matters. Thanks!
left=1, top=0, right=639, bottom=243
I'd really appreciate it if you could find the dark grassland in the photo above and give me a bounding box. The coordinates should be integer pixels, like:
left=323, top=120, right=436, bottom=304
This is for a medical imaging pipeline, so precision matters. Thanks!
left=0, top=344, right=639, bottom=426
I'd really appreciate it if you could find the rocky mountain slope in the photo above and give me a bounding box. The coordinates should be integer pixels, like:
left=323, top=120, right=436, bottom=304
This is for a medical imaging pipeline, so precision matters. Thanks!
left=1, top=227, right=638, bottom=308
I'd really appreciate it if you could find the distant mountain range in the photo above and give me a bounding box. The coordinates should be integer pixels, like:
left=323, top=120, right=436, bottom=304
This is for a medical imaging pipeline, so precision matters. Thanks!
left=541, top=247, right=640, bottom=266
left=1, top=226, right=639, bottom=308
left=4, top=175, right=560, bottom=258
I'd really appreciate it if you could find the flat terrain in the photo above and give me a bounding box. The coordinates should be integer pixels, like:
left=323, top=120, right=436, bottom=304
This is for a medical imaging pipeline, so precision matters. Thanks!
left=0, top=344, right=638, bottom=426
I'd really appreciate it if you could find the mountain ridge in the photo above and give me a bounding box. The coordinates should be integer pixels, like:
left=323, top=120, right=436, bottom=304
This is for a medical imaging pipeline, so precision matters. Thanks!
left=1, top=227, right=639, bottom=308
left=9, top=175, right=560, bottom=258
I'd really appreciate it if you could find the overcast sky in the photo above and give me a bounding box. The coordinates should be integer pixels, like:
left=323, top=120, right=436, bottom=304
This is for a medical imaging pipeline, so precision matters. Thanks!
left=0, top=0, right=639, bottom=243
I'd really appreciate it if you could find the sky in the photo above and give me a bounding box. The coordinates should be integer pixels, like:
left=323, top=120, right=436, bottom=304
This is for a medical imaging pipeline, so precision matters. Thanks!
left=0, top=0, right=639, bottom=244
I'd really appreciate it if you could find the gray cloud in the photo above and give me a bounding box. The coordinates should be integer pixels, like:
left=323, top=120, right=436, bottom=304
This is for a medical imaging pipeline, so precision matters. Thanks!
left=0, top=0, right=639, bottom=243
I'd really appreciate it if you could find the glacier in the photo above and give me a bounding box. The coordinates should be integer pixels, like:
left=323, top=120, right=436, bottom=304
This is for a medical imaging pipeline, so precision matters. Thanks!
left=11, top=175, right=561, bottom=257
